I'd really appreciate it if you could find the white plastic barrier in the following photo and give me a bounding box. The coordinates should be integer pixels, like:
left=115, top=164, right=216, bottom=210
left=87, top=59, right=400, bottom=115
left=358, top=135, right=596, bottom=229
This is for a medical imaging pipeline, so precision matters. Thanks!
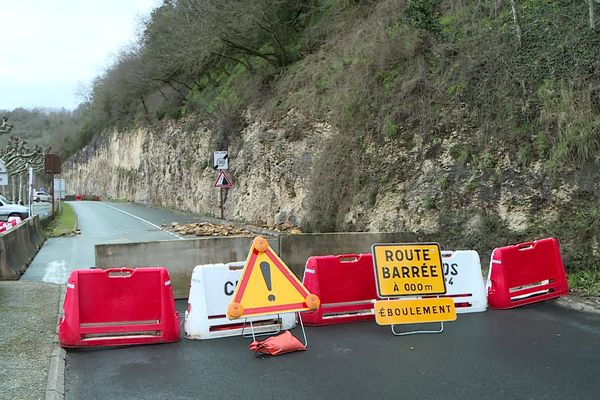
left=438, top=250, right=487, bottom=313
left=184, top=262, right=296, bottom=340
left=7, top=216, right=22, bottom=225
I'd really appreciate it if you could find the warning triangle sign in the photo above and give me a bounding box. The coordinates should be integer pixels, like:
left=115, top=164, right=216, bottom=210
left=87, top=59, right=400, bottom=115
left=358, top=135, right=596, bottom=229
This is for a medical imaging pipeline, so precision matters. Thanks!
left=228, top=237, right=320, bottom=319
left=214, top=170, right=233, bottom=188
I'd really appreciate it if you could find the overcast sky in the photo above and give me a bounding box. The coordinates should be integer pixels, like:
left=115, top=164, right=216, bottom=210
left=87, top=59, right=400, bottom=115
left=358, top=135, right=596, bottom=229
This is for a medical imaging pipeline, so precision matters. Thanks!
left=0, top=0, right=160, bottom=111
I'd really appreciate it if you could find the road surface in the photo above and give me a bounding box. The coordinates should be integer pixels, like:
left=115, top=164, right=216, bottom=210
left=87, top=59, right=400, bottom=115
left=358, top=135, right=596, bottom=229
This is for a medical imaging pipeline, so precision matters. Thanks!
left=21, top=201, right=198, bottom=284
left=21, top=201, right=600, bottom=400
left=64, top=300, right=599, bottom=400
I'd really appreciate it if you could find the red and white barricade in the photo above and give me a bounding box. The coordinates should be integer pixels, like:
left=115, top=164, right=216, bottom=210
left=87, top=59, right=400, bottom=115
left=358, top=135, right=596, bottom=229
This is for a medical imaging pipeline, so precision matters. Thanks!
left=185, top=262, right=296, bottom=340
left=486, top=238, right=569, bottom=309
left=58, top=267, right=181, bottom=347
left=434, top=250, right=487, bottom=313
left=7, top=216, right=21, bottom=225
left=301, top=253, right=377, bottom=326
left=0, top=218, right=19, bottom=233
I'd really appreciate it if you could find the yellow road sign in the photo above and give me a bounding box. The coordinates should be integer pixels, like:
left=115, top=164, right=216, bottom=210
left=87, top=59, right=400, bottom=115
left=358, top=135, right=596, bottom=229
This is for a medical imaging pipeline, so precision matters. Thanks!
left=374, top=298, right=456, bottom=325
left=372, top=243, right=446, bottom=297
left=228, top=237, right=320, bottom=319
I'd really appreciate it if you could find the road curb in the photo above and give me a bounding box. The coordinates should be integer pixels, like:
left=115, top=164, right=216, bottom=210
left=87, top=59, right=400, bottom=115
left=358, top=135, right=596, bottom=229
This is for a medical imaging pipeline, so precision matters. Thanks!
left=71, top=202, right=79, bottom=234
left=65, top=201, right=80, bottom=235
left=45, top=285, right=66, bottom=400
left=554, top=295, right=600, bottom=315
left=69, top=204, right=81, bottom=235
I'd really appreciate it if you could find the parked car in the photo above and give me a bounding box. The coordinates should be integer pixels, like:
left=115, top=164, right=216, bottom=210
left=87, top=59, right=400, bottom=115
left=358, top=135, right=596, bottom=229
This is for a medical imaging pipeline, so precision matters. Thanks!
left=0, top=195, right=29, bottom=221
left=34, top=189, right=52, bottom=202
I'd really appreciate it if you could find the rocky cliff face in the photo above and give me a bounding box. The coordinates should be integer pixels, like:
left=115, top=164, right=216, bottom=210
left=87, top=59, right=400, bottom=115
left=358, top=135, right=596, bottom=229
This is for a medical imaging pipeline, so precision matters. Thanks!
left=63, top=110, right=334, bottom=227
left=64, top=109, right=598, bottom=264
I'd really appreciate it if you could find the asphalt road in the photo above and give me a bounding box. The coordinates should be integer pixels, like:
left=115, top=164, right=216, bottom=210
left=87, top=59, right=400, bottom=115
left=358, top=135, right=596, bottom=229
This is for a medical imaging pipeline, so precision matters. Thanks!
left=19, top=201, right=600, bottom=400
left=66, top=301, right=600, bottom=400
left=20, top=201, right=196, bottom=284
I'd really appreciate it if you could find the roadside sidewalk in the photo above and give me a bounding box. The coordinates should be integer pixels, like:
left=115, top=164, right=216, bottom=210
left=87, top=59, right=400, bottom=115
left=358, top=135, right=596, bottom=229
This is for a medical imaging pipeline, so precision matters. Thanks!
left=0, top=281, right=61, bottom=400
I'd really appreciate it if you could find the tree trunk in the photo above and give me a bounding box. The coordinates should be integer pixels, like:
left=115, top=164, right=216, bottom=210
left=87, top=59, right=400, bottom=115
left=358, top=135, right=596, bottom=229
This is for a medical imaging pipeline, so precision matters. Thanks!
left=18, top=173, right=22, bottom=205
left=510, top=0, right=522, bottom=45
left=587, top=0, right=595, bottom=29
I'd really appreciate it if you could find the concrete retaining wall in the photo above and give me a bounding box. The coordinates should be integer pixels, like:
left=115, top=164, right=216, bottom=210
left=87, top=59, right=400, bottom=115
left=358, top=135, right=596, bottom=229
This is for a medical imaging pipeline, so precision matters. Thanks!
left=95, top=236, right=279, bottom=298
left=279, top=232, right=416, bottom=277
left=0, top=216, right=46, bottom=280
left=95, top=232, right=415, bottom=298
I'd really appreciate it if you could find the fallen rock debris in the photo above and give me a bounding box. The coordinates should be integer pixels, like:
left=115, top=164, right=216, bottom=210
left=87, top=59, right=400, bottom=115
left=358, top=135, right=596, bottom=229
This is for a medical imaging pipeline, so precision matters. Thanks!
left=164, top=221, right=301, bottom=236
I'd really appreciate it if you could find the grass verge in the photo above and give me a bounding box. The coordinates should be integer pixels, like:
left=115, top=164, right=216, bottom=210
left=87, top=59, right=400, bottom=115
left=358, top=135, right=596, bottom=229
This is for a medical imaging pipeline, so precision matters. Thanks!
left=46, top=202, right=77, bottom=237
left=568, top=268, right=600, bottom=297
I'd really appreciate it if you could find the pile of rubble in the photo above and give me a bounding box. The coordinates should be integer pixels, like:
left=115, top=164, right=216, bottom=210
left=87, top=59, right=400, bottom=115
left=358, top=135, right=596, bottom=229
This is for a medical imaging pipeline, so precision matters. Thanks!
left=168, top=222, right=252, bottom=237
left=269, top=222, right=302, bottom=234
left=166, top=221, right=303, bottom=236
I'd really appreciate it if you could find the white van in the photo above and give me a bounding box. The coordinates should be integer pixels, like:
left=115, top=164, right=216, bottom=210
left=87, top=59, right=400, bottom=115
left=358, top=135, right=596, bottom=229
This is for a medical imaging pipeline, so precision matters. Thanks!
left=0, top=195, right=29, bottom=221
left=33, top=189, right=52, bottom=202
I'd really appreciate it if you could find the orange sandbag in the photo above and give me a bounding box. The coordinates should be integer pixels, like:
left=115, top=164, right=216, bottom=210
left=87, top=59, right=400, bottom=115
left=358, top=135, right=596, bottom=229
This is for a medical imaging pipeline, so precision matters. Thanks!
left=248, top=331, right=306, bottom=356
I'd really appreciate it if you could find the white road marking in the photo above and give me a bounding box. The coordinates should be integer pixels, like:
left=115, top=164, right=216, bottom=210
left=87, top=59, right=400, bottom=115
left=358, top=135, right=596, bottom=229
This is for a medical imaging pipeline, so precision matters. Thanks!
left=99, top=202, right=184, bottom=240
left=43, top=260, right=69, bottom=284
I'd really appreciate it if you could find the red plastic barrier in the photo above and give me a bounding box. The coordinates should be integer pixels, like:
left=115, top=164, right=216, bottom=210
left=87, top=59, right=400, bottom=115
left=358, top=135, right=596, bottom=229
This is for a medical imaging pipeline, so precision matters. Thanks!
left=487, top=238, right=568, bottom=309
left=75, top=194, right=82, bottom=201
left=0, top=220, right=17, bottom=233
left=301, top=253, right=377, bottom=325
left=59, top=267, right=180, bottom=347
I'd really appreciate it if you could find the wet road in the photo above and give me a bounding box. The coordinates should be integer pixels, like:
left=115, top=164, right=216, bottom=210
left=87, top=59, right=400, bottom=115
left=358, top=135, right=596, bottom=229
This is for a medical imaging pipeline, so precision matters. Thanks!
left=20, top=201, right=199, bottom=284
left=66, top=301, right=600, bottom=400
left=20, top=201, right=600, bottom=400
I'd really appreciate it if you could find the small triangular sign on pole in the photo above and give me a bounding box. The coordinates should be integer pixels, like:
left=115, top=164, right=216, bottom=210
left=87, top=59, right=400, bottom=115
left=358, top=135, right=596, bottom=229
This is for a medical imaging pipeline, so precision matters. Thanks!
left=214, top=170, right=233, bottom=188
left=228, top=237, right=320, bottom=319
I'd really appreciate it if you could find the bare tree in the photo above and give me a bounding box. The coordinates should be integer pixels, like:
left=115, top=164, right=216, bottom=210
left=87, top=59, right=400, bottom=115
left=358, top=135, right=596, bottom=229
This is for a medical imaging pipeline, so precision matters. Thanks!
left=587, top=0, right=596, bottom=29
left=510, top=0, right=522, bottom=45
left=0, top=116, right=13, bottom=135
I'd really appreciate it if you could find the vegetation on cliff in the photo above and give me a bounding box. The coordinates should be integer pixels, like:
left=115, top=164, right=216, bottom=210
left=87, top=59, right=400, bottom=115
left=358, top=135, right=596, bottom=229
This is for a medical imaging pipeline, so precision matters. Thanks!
left=65, top=0, right=599, bottom=290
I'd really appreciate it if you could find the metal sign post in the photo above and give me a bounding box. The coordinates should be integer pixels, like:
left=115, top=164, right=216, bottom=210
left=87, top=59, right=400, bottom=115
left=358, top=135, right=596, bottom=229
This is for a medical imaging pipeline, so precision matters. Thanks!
left=45, top=154, right=61, bottom=221
left=54, top=178, right=65, bottom=214
left=219, top=188, right=224, bottom=219
left=214, top=168, right=233, bottom=220
left=28, top=167, right=33, bottom=218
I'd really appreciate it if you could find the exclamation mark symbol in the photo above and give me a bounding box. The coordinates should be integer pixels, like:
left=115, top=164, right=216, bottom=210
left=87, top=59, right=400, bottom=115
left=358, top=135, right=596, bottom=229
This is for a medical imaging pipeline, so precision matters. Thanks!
left=260, top=261, right=276, bottom=302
